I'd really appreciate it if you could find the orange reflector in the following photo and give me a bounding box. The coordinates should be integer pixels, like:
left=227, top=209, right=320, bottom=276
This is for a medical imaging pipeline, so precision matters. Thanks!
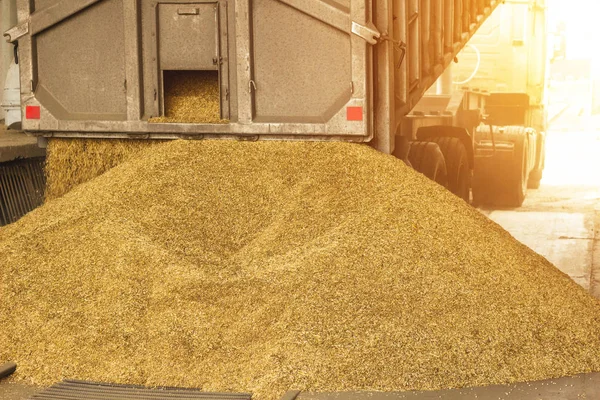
left=26, top=106, right=41, bottom=120
left=347, top=106, right=363, bottom=121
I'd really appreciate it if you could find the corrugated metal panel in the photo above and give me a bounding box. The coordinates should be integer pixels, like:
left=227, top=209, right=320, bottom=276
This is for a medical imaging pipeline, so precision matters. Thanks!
left=391, top=0, right=500, bottom=114
left=29, top=380, right=252, bottom=400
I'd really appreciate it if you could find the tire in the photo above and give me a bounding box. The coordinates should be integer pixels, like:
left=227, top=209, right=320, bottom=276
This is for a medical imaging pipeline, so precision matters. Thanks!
left=429, top=137, right=471, bottom=202
left=408, top=141, right=448, bottom=188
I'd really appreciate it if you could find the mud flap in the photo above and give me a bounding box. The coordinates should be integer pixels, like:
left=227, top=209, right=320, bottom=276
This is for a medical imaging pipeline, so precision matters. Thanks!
left=472, top=141, right=518, bottom=207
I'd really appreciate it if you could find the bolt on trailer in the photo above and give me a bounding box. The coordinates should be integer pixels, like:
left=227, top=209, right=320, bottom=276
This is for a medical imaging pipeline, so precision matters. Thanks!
left=3, top=0, right=518, bottom=203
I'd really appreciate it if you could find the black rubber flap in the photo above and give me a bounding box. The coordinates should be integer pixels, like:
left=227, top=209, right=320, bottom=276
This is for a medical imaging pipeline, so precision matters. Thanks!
left=29, top=380, right=252, bottom=400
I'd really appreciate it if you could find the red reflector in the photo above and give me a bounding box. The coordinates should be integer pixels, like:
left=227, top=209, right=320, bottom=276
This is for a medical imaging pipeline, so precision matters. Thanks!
left=26, top=106, right=41, bottom=120
left=347, top=106, right=363, bottom=121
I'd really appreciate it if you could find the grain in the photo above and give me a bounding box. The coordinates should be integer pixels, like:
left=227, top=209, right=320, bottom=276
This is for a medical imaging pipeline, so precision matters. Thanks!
left=1, top=140, right=600, bottom=400
left=44, top=139, right=157, bottom=200
left=149, top=71, right=228, bottom=124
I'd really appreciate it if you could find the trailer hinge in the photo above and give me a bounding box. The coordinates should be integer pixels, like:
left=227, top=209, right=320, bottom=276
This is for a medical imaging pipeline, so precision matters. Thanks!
left=351, top=21, right=380, bottom=45
left=4, top=23, right=29, bottom=43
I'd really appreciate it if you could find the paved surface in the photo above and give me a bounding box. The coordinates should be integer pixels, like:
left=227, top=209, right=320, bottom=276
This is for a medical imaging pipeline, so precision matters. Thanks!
left=480, top=113, right=600, bottom=299
left=3, top=372, right=600, bottom=400
left=0, top=125, right=45, bottom=163
left=301, top=373, right=600, bottom=400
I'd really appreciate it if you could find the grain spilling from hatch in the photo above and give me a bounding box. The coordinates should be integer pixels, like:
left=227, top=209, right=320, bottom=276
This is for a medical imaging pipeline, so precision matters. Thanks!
left=149, top=71, right=227, bottom=124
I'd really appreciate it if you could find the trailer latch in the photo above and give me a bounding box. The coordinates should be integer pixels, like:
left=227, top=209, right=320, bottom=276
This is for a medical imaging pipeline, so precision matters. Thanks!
left=380, top=34, right=407, bottom=68
left=4, top=23, right=29, bottom=43
left=351, top=21, right=380, bottom=45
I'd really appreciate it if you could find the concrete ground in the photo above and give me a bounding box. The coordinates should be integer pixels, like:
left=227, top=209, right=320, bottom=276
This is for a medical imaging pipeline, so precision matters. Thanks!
left=0, top=381, right=40, bottom=400
left=3, top=373, right=600, bottom=400
left=301, top=373, right=600, bottom=400
left=480, top=110, right=600, bottom=299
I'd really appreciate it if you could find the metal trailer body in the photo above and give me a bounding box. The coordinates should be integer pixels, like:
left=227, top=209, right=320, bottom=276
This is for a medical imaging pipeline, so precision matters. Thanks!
left=4, top=0, right=498, bottom=155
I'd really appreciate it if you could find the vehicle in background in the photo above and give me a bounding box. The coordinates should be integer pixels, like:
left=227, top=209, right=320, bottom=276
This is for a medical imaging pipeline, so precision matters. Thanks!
left=450, top=0, right=548, bottom=204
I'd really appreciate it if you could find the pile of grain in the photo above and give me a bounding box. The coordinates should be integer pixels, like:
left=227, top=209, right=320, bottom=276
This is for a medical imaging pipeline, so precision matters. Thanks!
left=149, top=71, right=227, bottom=124
left=44, top=139, right=157, bottom=200
left=1, top=140, right=600, bottom=400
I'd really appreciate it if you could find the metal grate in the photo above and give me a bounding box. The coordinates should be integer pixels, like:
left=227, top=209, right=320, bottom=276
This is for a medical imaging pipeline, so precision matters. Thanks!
left=0, top=157, right=46, bottom=226
left=29, top=380, right=253, bottom=400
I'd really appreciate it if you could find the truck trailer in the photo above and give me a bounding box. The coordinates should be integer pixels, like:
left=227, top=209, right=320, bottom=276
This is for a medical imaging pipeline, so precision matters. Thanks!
left=2, top=2, right=598, bottom=400
left=0, top=0, right=548, bottom=214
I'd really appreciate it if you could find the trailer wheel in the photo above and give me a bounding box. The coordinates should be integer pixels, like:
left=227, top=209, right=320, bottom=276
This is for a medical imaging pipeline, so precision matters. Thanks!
left=429, top=137, right=471, bottom=202
left=408, top=141, right=448, bottom=188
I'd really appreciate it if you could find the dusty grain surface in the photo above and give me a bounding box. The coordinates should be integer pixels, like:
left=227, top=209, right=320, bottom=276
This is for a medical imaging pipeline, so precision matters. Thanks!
left=1, top=140, right=600, bottom=399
